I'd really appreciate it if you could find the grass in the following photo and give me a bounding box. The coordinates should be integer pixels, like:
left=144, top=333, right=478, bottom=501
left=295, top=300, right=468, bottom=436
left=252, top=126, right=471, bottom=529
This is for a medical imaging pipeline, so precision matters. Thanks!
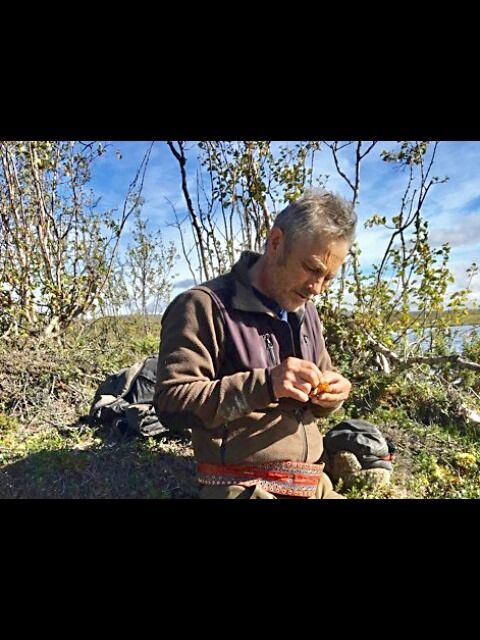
left=1, top=315, right=480, bottom=499
left=0, top=422, right=196, bottom=499
left=319, top=405, right=480, bottom=499
left=0, top=317, right=198, bottom=499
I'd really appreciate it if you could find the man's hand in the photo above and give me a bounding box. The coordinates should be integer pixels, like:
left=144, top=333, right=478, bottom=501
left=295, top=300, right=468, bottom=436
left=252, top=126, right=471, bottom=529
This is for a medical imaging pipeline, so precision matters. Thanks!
left=309, top=370, right=351, bottom=408
left=270, top=357, right=323, bottom=403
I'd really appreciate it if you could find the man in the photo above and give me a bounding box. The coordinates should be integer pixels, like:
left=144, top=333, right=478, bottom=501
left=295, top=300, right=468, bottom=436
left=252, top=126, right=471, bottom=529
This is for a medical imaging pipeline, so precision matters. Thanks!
left=154, top=190, right=355, bottom=498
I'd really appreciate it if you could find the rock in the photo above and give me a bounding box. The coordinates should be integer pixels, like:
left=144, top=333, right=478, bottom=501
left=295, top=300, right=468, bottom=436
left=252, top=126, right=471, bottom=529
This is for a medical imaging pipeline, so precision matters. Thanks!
left=357, top=468, right=392, bottom=488
left=326, top=451, right=392, bottom=489
left=330, top=451, right=362, bottom=477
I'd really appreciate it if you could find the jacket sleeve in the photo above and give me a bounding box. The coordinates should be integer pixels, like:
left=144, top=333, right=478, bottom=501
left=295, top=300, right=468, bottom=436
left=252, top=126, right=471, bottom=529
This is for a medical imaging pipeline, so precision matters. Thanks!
left=309, top=315, right=345, bottom=419
left=153, top=289, right=274, bottom=431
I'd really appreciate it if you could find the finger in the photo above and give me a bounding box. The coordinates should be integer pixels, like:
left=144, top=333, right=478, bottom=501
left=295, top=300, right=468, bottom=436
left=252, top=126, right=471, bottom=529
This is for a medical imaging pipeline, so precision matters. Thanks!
left=295, top=359, right=321, bottom=377
left=321, top=389, right=346, bottom=398
left=319, top=383, right=341, bottom=394
left=285, top=382, right=310, bottom=403
left=320, top=371, right=342, bottom=384
left=298, top=368, right=321, bottom=388
left=313, top=393, right=345, bottom=405
left=294, top=379, right=313, bottom=395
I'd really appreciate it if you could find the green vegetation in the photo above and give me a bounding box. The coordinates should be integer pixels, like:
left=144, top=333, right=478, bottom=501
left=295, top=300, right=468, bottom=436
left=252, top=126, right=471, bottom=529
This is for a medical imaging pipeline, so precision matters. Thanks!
left=1, top=316, right=479, bottom=499
left=0, top=318, right=197, bottom=499
left=2, top=140, right=480, bottom=498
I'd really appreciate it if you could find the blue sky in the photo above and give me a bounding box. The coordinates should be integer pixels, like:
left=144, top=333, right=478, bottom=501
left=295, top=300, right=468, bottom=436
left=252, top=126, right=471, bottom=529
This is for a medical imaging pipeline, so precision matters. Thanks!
left=87, top=141, right=480, bottom=304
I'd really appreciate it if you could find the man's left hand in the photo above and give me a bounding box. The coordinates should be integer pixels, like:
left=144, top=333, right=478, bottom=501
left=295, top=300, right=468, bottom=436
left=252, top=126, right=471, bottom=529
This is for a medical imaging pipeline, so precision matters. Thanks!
left=309, top=370, right=351, bottom=408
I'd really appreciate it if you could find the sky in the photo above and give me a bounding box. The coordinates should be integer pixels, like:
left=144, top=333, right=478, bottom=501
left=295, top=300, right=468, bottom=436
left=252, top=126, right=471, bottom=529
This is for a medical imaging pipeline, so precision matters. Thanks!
left=86, top=141, right=480, bottom=305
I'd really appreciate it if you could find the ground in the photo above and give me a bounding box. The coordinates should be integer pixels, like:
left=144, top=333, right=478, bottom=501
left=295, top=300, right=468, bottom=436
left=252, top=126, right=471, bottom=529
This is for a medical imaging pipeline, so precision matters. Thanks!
left=1, top=324, right=480, bottom=499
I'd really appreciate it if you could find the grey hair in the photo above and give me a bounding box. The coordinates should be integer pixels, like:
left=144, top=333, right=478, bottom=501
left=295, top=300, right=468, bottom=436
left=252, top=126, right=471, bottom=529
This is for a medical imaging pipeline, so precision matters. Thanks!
left=272, top=189, right=357, bottom=248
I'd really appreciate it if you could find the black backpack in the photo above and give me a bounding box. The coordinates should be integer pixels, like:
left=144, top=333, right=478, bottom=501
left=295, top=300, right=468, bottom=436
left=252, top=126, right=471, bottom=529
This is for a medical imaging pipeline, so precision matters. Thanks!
left=89, top=356, right=168, bottom=437
left=323, top=419, right=395, bottom=471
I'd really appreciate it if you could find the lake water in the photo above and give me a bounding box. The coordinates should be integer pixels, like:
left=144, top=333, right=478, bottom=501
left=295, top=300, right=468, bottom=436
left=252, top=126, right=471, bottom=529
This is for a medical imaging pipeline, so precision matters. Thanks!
left=451, top=325, right=479, bottom=350
left=404, top=324, right=479, bottom=352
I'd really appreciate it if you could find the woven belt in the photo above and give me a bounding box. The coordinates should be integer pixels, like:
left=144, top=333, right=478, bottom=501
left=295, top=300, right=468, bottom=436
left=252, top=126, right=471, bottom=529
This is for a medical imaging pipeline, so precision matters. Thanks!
left=198, top=461, right=324, bottom=498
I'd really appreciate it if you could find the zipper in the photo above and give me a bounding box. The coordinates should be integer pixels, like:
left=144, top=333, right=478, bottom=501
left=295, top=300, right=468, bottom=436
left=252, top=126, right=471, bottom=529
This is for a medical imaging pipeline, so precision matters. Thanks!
left=263, top=334, right=276, bottom=366
left=294, top=407, right=308, bottom=462
left=290, top=326, right=308, bottom=462
left=220, top=425, right=228, bottom=464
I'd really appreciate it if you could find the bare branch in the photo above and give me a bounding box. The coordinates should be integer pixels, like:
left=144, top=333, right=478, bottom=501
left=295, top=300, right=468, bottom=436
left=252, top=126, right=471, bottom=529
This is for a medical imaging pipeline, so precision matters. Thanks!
left=365, top=332, right=480, bottom=372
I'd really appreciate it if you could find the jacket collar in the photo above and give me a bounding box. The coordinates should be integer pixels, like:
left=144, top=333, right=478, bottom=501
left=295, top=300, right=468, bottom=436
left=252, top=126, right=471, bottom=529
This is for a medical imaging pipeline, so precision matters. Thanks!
left=230, top=251, right=306, bottom=324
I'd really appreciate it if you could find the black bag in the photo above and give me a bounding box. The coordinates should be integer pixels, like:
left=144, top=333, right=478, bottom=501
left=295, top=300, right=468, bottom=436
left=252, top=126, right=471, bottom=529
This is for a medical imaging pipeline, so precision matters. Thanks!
left=323, top=419, right=395, bottom=471
left=89, top=356, right=168, bottom=437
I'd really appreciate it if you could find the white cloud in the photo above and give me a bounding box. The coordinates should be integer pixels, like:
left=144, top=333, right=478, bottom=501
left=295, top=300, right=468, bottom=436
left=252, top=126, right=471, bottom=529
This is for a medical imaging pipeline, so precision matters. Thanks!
left=87, top=141, right=480, bottom=298
left=428, top=212, right=480, bottom=247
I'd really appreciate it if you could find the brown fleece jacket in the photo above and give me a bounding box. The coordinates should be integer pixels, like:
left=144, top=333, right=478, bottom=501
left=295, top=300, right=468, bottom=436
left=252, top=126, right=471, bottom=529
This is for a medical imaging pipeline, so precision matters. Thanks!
left=154, top=252, right=342, bottom=466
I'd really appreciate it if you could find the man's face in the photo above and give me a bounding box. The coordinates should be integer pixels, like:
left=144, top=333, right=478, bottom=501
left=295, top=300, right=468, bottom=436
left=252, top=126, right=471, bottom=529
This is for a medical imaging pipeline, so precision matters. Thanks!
left=266, top=228, right=349, bottom=312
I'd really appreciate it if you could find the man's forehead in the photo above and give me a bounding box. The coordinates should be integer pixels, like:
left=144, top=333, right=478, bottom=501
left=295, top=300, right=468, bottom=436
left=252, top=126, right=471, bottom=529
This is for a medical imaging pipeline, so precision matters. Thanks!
left=303, top=238, right=349, bottom=265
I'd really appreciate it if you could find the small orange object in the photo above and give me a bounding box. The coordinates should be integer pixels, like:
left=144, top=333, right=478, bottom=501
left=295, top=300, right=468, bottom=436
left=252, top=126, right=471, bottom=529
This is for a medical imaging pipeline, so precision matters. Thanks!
left=309, top=381, right=330, bottom=397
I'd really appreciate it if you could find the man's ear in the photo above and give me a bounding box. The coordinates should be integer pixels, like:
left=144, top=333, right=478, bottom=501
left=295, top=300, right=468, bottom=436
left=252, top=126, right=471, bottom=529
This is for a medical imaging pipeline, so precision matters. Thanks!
left=266, top=227, right=284, bottom=258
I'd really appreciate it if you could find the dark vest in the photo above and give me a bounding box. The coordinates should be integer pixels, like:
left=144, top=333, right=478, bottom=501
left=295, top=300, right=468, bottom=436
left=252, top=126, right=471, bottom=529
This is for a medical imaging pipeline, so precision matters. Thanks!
left=193, top=276, right=323, bottom=377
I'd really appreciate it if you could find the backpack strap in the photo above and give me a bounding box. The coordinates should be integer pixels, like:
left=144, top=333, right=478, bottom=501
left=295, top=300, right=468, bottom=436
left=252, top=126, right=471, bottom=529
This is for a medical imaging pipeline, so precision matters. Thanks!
left=117, top=357, right=150, bottom=399
left=90, top=357, right=149, bottom=416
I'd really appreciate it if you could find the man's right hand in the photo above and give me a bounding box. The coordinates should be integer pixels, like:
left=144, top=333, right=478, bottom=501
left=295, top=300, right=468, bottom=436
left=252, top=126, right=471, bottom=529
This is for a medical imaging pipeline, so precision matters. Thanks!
left=270, top=357, right=322, bottom=403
